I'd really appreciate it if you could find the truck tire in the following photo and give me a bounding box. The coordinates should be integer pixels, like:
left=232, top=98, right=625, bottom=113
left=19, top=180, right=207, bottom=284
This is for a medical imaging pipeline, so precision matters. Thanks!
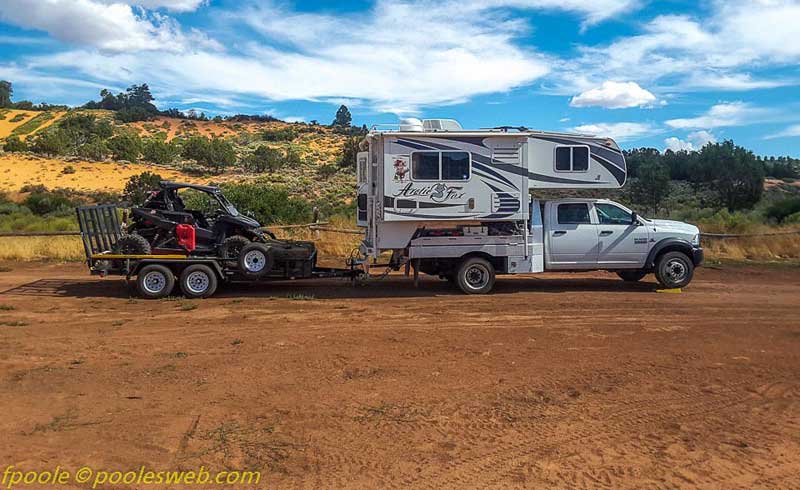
left=456, top=257, right=495, bottom=294
left=655, top=251, right=694, bottom=289
left=617, top=270, right=648, bottom=282
left=115, top=233, right=151, bottom=255
left=136, top=264, right=175, bottom=299
left=179, top=264, right=218, bottom=299
left=238, top=243, right=273, bottom=278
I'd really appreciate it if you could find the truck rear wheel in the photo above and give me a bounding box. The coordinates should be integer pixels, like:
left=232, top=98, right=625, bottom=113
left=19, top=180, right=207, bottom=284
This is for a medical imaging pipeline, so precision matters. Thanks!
left=655, top=251, right=694, bottom=289
left=456, top=257, right=495, bottom=295
left=136, top=264, right=175, bottom=299
left=179, top=264, right=218, bottom=299
left=617, top=270, right=648, bottom=282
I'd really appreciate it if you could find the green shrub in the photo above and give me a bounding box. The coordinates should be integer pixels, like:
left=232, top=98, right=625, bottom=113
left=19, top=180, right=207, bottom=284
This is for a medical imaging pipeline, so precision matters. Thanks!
left=10, top=112, right=54, bottom=136
left=245, top=145, right=283, bottom=173
left=30, top=130, right=69, bottom=156
left=10, top=113, right=25, bottom=123
left=77, top=137, right=109, bottom=161
left=181, top=136, right=235, bottom=173
left=142, top=139, right=179, bottom=165
left=260, top=127, right=296, bottom=142
left=3, top=136, right=27, bottom=152
left=23, top=192, right=75, bottom=216
left=107, top=133, right=142, bottom=162
left=219, top=183, right=312, bottom=224
left=123, top=172, right=163, bottom=206
left=765, top=198, right=800, bottom=223
left=62, top=165, right=76, bottom=175
left=784, top=211, right=800, bottom=224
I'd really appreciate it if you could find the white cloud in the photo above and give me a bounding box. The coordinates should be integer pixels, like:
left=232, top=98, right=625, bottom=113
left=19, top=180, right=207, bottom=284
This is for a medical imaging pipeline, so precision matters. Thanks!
left=665, top=102, right=768, bottom=129
left=765, top=124, right=800, bottom=139
left=0, top=0, right=215, bottom=53
left=105, top=0, right=208, bottom=12
left=571, top=122, right=658, bottom=142
left=664, top=130, right=717, bottom=152
left=570, top=81, right=657, bottom=109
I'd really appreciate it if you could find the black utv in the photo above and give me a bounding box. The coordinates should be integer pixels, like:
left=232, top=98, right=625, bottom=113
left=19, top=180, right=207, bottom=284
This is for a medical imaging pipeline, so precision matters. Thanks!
left=117, top=181, right=315, bottom=278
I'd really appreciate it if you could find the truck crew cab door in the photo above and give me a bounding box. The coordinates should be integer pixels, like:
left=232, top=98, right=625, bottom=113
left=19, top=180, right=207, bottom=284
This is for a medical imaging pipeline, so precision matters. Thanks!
left=595, top=202, right=650, bottom=267
left=546, top=202, right=599, bottom=269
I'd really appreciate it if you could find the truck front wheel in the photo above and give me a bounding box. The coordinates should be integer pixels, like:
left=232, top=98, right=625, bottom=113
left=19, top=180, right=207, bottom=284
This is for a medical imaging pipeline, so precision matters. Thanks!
left=655, top=251, right=694, bottom=289
left=456, top=257, right=495, bottom=294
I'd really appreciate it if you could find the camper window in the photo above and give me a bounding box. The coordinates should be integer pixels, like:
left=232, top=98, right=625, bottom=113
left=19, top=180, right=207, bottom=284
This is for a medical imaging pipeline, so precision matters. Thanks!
left=554, top=146, right=590, bottom=172
left=411, top=151, right=471, bottom=181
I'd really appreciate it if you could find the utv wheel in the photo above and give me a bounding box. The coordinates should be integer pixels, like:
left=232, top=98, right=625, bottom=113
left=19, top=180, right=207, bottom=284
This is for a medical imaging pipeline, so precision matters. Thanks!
left=136, top=264, right=174, bottom=299
left=115, top=233, right=151, bottom=255
left=456, top=257, right=495, bottom=295
left=179, top=264, right=218, bottom=299
left=238, top=243, right=273, bottom=278
left=617, top=270, right=648, bottom=282
left=220, top=235, right=250, bottom=262
left=655, top=251, right=694, bottom=289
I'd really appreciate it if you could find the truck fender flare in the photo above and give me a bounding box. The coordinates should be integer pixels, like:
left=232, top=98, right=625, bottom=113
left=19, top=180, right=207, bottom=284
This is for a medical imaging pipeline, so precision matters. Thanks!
left=646, top=238, right=694, bottom=269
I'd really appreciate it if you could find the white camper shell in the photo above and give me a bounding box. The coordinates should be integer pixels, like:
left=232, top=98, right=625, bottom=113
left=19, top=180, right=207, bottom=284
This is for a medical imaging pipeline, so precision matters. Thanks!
left=356, top=119, right=628, bottom=279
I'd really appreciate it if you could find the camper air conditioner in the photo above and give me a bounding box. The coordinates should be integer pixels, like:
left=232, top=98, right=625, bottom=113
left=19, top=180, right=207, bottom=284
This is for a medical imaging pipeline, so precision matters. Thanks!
left=422, top=119, right=463, bottom=131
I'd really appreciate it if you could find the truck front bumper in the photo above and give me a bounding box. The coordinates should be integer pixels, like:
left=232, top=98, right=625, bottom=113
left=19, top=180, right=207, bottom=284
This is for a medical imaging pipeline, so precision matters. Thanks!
left=692, top=247, right=704, bottom=266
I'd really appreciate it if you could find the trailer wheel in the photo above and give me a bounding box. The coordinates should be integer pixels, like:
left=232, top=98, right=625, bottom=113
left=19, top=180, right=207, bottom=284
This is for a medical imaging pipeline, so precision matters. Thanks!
left=136, top=264, right=175, bottom=299
left=456, top=257, right=495, bottom=294
left=115, top=233, right=151, bottom=255
left=179, top=264, right=218, bottom=299
left=617, top=270, right=648, bottom=282
left=238, top=243, right=273, bottom=278
left=655, top=251, right=694, bottom=289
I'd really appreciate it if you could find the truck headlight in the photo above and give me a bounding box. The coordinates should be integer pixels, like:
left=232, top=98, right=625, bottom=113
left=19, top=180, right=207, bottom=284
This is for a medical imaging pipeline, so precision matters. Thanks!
left=692, top=234, right=700, bottom=246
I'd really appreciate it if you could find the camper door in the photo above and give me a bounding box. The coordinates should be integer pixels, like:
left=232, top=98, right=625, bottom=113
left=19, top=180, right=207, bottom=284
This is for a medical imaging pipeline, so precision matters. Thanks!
left=356, top=151, right=368, bottom=227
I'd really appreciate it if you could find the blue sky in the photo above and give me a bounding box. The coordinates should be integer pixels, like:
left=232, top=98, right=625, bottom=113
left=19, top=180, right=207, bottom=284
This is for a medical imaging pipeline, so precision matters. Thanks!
left=1, top=0, right=799, bottom=156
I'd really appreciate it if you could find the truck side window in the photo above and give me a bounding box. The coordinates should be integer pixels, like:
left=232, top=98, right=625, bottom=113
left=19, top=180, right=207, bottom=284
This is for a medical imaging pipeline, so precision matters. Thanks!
left=554, top=146, right=590, bottom=172
left=412, top=152, right=440, bottom=180
left=596, top=203, right=632, bottom=225
left=557, top=203, right=591, bottom=224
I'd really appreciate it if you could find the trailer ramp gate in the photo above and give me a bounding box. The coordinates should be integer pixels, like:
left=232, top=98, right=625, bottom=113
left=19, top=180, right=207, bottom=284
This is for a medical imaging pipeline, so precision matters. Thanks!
left=76, top=205, right=123, bottom=258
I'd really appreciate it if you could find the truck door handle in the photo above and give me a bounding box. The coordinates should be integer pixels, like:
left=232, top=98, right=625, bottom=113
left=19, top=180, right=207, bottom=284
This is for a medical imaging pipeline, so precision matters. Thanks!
left=600, top=230, right=613, bottom=236
left=553, top=231, right=566, bottom=236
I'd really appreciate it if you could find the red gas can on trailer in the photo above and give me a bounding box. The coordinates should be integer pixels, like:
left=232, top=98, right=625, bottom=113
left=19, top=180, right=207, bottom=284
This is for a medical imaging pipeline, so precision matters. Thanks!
left=175, top=224, right=196, bottom=253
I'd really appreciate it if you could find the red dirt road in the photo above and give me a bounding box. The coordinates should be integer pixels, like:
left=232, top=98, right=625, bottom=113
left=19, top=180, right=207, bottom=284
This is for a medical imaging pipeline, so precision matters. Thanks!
left=1, top=262, right=799, bottom=489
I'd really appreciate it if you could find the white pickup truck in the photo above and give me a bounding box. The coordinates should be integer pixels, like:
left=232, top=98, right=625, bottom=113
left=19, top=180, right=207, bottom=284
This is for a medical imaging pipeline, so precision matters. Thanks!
left=409, top=198, right=704, bottom=294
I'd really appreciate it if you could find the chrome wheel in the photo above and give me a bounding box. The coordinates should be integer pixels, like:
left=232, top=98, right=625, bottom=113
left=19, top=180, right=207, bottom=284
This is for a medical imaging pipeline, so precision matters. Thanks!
left=142, top=271, right=167, bottom=294
left=664, top=258, right=687, bottom=282
left=464, top=264, right=490, bottom=291
left=244, top=249, right=267, bottom=273
left=185, top=271, right=210, bottom=294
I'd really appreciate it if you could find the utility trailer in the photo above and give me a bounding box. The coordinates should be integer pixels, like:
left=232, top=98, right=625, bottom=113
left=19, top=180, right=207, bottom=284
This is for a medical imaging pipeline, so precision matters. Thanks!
left=77, top=205, right=360, bottom=299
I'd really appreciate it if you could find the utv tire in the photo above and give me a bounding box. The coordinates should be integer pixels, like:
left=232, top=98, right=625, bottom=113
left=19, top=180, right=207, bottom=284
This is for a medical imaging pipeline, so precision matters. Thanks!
left=238, top=243, right=273, bottom=278
left=115, top=233, right=151, bottom=255
left=456, top=257, right=495, bottom=295
left=220, top=235, right=250, bottom=260
left=617, top=270, right=648, bottom=282
left=655, top=251, right=694, bottom=289
left=136, top=264, right=174, bottom=299
left=179, top=264, right=218, bottom=299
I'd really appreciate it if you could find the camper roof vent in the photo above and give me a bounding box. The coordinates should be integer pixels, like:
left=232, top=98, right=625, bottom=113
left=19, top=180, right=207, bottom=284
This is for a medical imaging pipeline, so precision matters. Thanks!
left=423, top=119, right=463, bottom=132
left=399, top=118, right=424, bottom=132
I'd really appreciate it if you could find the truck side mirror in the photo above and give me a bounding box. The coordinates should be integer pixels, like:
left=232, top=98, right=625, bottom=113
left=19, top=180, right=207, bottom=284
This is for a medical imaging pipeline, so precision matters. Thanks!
left=630, top=212, right=638, bottom=225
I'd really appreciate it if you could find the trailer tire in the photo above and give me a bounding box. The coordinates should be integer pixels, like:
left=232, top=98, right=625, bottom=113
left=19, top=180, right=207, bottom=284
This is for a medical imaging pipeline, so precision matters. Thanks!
left=655, top=251, right=694, bottom=289
left=238, top=243, right=273, bottom=278
left=617, top=270, right=648, bottom=282
left=456, top=257, right=495, bottom=295
left=115, top=233, right=151, bottom=255
left=136, top=264, right=175, bottom=299
left=179, top=264, right=218, bottom=298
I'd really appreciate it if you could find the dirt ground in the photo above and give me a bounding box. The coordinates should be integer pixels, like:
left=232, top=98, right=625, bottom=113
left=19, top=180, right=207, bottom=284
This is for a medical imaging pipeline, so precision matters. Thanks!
left=0, top=262, right=798, bottom=489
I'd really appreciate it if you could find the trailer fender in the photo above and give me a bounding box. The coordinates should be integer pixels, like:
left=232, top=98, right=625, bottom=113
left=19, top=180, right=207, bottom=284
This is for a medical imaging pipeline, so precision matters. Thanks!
left=645, top=238, right=694, bottom=270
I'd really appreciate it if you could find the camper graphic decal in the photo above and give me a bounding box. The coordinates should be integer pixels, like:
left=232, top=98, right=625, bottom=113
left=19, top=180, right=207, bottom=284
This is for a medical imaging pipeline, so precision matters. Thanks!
left=393, top=157, right=409, bottom=182
left=393, top=183, right=465, bottom=203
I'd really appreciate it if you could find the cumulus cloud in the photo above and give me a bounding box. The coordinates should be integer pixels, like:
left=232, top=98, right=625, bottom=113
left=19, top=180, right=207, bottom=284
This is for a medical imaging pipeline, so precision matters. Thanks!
left=570, top=81, right=657, bottom=109
left=664, top=130, right=717, bottom=152
left=0, top=0, right=215, bottom=53
left=665, top=102, right=768, bottom=129
left=571, top=122, right=658, bottom=142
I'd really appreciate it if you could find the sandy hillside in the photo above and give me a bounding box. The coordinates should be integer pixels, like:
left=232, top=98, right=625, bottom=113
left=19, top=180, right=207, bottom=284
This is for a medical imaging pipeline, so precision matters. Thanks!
left=0, top=109, right=68, bottom=138
left=0, top=154, right=208, bottom=192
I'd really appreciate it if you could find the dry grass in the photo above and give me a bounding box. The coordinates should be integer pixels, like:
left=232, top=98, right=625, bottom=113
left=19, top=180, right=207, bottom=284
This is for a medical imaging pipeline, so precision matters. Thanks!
left=272, top=215, right=362, bottom=261
left=0, top=236, right=85, bottom=261
left=703, top=231, right=800, bottom=261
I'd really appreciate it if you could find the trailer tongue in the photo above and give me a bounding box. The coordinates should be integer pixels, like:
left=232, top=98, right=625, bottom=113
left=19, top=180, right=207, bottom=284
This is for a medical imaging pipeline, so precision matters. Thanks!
left=77, top=204, right=362, bottom=299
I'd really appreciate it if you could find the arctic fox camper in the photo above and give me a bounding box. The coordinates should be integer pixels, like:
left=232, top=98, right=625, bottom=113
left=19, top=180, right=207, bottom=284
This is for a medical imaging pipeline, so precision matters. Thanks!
left=356, top=119, right=703, bottom=294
